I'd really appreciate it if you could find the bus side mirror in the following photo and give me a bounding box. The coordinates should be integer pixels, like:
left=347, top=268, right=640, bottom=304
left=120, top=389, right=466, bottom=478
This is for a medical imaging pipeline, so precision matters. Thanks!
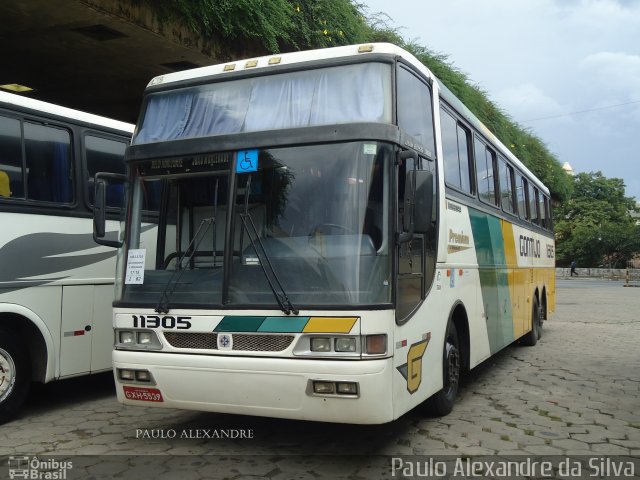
left=398, top=150, right=418, bottom=244
left=93, top=172, right=127, bottom=248
left=413, top=170, right=433, bottom=234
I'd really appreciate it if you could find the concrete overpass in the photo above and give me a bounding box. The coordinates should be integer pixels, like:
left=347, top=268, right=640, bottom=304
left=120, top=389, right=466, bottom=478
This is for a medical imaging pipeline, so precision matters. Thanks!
left=0, top=0, right=245, bottom=123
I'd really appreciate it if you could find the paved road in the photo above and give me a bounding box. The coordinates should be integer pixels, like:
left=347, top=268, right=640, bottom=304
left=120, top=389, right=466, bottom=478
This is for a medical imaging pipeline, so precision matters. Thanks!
left=1, top=279, right=639, bottom=478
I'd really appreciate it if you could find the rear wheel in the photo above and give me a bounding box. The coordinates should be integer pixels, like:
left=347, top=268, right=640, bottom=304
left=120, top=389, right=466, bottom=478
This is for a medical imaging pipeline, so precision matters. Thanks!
left=521, top=297, right=541, bottom=346
left=0, top=331, right=31, bottom=424
left=427, top=322, right=460, bottom=416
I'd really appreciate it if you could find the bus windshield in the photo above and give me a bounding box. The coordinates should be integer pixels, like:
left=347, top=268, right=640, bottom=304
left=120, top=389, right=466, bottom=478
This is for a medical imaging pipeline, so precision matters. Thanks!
left=121, top=141, right=393, bottom=309
left=133, top=63, right=392, bottom=145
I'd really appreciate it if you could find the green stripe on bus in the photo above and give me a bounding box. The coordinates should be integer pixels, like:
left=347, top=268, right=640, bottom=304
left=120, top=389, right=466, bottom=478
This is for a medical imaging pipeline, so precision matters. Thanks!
left=215, top=316, right=267, bottom=332
left=257, top=317, right=310, bottom=332
left=469, top=209, right=514, bottom=354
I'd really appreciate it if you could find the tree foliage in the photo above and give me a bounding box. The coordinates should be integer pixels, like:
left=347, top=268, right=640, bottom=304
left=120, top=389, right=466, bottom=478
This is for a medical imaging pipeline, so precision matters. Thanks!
left=554, top=172, right=639, bottom=268
left=147, top=0, right=368, bottom=55
left=144, top=0, right=573, bottom=201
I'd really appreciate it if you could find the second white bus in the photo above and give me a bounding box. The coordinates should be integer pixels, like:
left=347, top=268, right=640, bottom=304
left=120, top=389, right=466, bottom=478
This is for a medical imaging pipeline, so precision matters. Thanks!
left=0, top=91, right=158, bottom=423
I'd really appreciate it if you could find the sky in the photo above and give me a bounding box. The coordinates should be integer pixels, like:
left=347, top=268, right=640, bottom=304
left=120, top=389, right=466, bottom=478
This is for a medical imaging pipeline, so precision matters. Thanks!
left=362, top=0, right=640, bottom=201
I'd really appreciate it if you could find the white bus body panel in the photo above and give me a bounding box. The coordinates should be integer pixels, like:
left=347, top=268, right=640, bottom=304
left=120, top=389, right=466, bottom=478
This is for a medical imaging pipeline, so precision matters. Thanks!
left=0, top=213, right=156, bottom=382
left=113, top=308, right=395, bottom=424
left=114, top=351, right=394, bottom=424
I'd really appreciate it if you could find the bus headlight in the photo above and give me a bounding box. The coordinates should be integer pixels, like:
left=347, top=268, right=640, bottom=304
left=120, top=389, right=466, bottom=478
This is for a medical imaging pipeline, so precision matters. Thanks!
left=335, top=337, right=356, bottom=352
left=294, top=334, right=386, bottom=357
left=119, top=369, right=135, bottom=381
left=336, top=382, right=358, bottom=395
left=119, top=331, right=135, bottom=345
left=313, top=381, right=335, bottom=394
left=309, top=380, right=359, bottom=398
left=138, top=332, right=155, bottom=345
left=115, top=329, right=162, bottom=350
left=117, top=368, right=156, bottom=385
left=310, top=337, right=331, bottom=352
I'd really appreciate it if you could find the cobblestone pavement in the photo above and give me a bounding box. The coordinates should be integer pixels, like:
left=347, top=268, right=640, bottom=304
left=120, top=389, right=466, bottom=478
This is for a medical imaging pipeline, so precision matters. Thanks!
left=1, top=279, right=639, bottom=479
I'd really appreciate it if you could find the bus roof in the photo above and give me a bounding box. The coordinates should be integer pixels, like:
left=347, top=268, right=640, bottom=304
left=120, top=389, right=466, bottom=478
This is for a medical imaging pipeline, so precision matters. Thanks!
left=0, top=91, right=134, bottom=134
left=143, top=42, right=549, bottom=196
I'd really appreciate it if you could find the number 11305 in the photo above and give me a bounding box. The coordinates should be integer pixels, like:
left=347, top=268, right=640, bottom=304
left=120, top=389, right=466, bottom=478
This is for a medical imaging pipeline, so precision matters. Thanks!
left=132, top=315, right=192, bottom=329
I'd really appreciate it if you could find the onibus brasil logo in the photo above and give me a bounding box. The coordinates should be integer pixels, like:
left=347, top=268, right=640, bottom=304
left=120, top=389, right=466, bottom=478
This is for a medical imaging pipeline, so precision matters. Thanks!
left=8, top=456, right=72, bottom=479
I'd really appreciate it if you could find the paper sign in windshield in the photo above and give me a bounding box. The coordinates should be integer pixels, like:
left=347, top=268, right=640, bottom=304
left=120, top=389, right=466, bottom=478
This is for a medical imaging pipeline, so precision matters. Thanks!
left=125, top=249, right=146, bottom=285
left=236, top=149, right=259, bottom=173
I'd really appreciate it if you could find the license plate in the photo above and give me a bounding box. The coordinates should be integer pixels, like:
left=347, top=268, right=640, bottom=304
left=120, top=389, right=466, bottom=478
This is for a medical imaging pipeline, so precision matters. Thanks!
left=123, top=386, right=164, bottom=402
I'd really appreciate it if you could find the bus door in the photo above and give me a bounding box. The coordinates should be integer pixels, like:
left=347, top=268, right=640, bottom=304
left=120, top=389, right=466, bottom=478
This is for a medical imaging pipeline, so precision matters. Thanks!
left=59, top=283, right=114, bottom=376
left=59, top=285, right=94, bottom=376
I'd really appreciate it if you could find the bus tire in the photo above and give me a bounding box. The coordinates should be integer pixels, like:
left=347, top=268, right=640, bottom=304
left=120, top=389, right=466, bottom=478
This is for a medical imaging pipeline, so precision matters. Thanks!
left=0, top=331, right=31, bottom=425
left=521, top=297, right=541, bottom=346
left=426, top=322, right=460, bottom=416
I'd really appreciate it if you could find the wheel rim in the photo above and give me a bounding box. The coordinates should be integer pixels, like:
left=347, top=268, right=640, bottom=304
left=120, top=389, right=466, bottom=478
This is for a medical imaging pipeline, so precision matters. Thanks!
left=444, top=341, right=460, bottom=394
left=0, top=347, right=16, bottom=403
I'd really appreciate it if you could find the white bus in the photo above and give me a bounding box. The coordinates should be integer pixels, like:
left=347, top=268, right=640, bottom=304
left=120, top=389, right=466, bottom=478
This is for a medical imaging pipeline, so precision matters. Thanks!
left=94, top=43, right=555, bottom=424
left=0, top=91, right=158, bottom=423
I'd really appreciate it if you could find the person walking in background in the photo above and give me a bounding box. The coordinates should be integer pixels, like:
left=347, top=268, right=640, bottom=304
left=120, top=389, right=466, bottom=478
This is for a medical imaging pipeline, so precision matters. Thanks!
left=571, top=260, right=578, bottom=277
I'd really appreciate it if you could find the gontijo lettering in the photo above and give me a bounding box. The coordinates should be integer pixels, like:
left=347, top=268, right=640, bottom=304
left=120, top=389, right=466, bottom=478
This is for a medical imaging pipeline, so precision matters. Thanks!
left=519, top=235, right=541, bottom=258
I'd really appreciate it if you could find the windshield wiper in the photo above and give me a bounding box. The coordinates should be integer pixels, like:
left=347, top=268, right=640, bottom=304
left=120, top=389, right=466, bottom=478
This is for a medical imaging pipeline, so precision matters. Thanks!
left=239, top=175, right=298, bottom=315
left=156, top=217, right=214, bottom=314
left=240, top=212, right=298, bottom=315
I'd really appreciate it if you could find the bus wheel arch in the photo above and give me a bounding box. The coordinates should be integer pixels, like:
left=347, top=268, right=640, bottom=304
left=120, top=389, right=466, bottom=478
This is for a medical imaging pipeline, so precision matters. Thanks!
left=426, top=302, right=469, bottom=416
left=520, top=295, right=541, bottom=346
left=533, top=287, right=544, bottom=337
left=449, top=302, right=470, bottom=373
left=541, top=287, right=548, bottom=322
left=0, top=336, right=30, bottom=424
left=0, top=313, right=48, bottom=383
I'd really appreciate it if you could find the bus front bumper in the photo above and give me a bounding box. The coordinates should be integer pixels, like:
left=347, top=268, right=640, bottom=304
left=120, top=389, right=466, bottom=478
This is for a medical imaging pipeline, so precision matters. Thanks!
left=113, top=350, right=395, bottom=424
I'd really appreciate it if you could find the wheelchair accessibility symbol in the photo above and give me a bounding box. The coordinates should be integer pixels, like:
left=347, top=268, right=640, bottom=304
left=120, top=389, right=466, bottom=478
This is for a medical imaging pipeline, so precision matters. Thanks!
left=236, top=149, right=258, bottom=173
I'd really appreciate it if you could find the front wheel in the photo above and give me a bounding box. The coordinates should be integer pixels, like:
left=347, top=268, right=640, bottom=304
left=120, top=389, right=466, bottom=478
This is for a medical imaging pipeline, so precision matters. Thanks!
left=426, top=322, right=460, bottom=416
left=0, top=331, right=31, bottom=424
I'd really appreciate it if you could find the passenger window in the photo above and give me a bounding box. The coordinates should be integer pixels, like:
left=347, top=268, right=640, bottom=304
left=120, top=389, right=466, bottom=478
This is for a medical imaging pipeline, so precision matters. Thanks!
left=539, top=192, right=547, bottom=229
left=0, top=115, right=24, bottom=198
left=397, top=67, right=435, bottom=156
left=529, top=184, right=539, bottom=225
left=515, top=173, right=528, bottom=220
left=441, top=107, right=472, bottom=194
left=24, top=122, right=73, bottom=203
left=475, top=136, right=497, bottom=205
left=457, top=125, right=471, bottom=193
left=499, top=156, right=515, bottom=214
left=442, top=110, right=460, bottom=188
left=85, top=135, right=126, bottom=208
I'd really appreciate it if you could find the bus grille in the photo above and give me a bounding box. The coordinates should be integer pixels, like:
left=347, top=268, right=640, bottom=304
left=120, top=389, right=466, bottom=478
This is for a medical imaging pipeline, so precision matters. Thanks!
left=163, top=332, right=294, bottom=352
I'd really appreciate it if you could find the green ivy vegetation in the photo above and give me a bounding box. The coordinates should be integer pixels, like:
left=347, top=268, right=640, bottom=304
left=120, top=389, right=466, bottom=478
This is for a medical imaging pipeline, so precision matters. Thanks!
left=145, top=0, right=572, bottom=200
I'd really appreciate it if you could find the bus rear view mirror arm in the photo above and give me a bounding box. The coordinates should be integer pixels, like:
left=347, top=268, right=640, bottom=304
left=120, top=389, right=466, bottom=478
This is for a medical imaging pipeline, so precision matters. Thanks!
left=93, top=172, right=127, bottom=248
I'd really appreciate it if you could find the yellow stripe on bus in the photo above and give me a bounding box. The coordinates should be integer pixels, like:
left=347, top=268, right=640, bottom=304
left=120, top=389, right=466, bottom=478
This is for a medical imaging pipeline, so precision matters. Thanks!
left=303, top=317, right=358, bottom=333
left=501, top=220, right=526, bottom=338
